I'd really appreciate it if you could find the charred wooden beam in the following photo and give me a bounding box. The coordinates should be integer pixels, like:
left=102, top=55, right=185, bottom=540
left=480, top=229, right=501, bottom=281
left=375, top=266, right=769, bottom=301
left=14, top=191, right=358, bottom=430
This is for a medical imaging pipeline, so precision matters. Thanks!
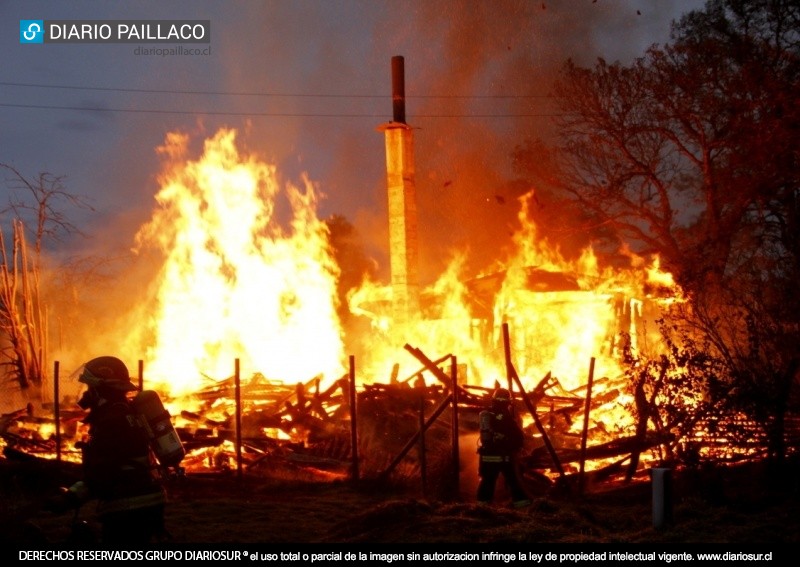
left=501, top=323, right=565, bottom=479
left=403, top=345, right=473, bottom=402
left=522, top=431, right=672, bottom=469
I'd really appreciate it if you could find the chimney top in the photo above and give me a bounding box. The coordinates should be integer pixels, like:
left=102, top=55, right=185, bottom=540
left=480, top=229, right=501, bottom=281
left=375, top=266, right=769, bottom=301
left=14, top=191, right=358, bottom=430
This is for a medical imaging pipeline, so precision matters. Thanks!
left=391, top=55, right=405, bottom=124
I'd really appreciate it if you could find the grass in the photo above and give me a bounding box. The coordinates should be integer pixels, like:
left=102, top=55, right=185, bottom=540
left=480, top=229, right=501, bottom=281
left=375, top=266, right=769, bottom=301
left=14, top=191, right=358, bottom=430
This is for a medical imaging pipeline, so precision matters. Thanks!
left=1, top=454, right=798, bottom=545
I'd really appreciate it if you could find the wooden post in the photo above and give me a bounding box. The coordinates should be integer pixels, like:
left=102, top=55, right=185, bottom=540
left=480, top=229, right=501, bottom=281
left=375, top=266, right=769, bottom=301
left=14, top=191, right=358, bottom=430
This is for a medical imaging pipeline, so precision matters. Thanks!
left=138, top=359, right=144, bottom=390
left=53, top=360, right=61, bottom=463
left=234, top=358, right=243, bottom=481
left=450, top=354, right=460, bottom=498
left=501, top=323, right=565, bottom=478
left=418, top=393, right=427, bottom=497
left=348, top=355, right=360, bottom=481
left=578, top=357, right=596, bottom=495
left=652, top=467, right=674, bottom=529
left=502, top=323, right=513, bottom=393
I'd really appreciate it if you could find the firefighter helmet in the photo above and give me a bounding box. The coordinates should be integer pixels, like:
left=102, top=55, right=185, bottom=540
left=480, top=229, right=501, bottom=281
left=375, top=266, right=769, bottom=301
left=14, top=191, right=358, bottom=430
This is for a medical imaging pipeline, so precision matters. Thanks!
left=78, top=356, right=136, bottom=392
left=492, top=387, right=511, bottom=403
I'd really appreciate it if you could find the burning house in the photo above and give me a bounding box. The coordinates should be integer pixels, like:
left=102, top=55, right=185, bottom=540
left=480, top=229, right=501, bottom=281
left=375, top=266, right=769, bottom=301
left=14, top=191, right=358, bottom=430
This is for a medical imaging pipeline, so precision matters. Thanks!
left=0, top=56, right=703, bottom=496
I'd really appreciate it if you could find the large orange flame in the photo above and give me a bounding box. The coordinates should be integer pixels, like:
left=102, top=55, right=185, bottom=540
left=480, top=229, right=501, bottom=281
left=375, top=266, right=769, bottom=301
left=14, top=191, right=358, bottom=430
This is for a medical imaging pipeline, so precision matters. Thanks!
left=349, top=191, right=682, bottom=395
left=127, top=126, right=682, bottom=427
left=132, top=129, right=344, bottom=397
left=2, top=127, right=689, bottom=476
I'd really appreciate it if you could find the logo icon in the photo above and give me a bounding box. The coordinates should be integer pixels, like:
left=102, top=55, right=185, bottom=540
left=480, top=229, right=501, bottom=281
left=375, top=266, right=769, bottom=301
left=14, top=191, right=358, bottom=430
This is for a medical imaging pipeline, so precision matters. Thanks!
left=20, top=20, right=44, bottom=43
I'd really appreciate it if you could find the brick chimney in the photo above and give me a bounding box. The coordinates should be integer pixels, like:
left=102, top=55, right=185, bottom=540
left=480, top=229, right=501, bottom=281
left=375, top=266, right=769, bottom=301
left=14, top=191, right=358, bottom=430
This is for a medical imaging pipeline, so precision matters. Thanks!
left=377, top=55, right=420, bottom=326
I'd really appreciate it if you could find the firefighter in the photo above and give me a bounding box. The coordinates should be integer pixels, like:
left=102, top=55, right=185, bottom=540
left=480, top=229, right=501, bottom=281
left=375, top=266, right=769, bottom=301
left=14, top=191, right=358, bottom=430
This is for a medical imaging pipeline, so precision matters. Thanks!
left=476, top=387, right=531, bottom=508
left=48, top=356, right=168, bottom=544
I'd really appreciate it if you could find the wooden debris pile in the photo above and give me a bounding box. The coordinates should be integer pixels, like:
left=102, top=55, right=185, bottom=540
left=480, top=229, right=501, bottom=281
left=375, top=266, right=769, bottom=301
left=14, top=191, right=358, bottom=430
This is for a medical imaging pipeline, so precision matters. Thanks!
left=0, top=347, right=660, bottom=490
left=6, top=332, right=790, bottom=492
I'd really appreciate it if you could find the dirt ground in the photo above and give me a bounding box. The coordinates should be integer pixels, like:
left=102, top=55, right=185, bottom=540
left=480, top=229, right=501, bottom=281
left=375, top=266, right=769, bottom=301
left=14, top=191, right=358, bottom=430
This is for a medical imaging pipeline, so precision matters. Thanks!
left=2, top=453, right=799, bottom=545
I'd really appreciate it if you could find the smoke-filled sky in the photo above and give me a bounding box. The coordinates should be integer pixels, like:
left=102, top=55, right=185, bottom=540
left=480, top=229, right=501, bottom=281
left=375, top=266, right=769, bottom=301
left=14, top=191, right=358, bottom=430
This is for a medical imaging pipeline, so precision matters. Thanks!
left=2, top=0, right=706, bottom=284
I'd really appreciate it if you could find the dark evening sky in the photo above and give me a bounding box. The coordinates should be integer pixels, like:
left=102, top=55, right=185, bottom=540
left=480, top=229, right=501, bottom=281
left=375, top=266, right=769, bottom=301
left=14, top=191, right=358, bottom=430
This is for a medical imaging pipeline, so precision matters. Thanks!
left=2, top=0, right=705, bottom=281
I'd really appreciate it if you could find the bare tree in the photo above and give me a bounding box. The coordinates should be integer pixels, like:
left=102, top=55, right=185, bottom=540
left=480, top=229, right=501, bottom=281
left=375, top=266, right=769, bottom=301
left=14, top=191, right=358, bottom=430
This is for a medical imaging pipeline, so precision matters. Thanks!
left=514, top=0, right=800, bottom=464
left=0, top=164, right=93, bottom=391
left=1, top=163, right=93, bottom=258
left=516, top=0, right=799, bottom=290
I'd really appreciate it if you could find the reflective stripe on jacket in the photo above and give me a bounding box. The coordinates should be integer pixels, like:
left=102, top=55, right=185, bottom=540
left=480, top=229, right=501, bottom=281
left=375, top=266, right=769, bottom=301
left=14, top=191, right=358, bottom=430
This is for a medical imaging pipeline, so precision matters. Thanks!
left=480, top=455, right=513, bottom=463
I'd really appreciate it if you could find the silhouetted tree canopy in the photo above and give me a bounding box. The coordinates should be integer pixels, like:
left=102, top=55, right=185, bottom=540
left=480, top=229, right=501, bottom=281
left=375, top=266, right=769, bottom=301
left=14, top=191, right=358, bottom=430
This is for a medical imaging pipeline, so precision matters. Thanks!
left=516, top=0, right=799, bottom=292
left=515, top=0, right=800, bottom=465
